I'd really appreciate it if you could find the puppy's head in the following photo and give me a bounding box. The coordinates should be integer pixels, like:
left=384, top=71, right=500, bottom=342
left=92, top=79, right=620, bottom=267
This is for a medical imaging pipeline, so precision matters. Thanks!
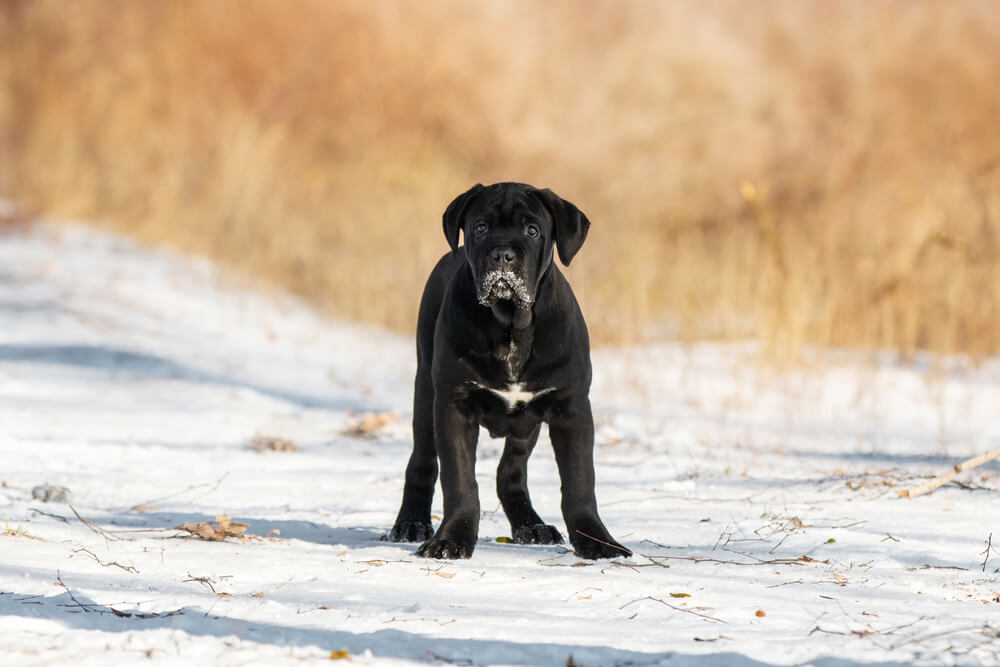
left=442, top=182, right=590, bottom=310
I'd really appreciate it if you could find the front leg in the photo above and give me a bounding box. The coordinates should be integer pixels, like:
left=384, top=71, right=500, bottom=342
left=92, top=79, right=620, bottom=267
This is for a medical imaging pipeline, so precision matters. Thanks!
left=497, top=424, right=563, bottom=545
left=549, top=397, right=632, bottom=560
left=390, top=370, right=437, bottom=543
left=417, top=394, right=480, bottom=559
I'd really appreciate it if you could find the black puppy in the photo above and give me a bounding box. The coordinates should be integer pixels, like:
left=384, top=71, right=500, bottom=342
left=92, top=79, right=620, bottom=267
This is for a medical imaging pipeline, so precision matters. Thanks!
left=390, top=182, right=631, bottom=560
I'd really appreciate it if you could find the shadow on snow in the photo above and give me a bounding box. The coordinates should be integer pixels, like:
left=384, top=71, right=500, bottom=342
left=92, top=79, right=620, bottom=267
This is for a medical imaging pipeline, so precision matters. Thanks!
left=105, top=510, right=387, bottom=548
left=0, top=342, right=353, bottom=411
left=0, top=589, right=914, bottom=667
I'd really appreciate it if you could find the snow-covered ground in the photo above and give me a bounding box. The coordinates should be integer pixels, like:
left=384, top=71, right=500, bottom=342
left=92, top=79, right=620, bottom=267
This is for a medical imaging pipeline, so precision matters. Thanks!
left=1, top=222, right=999, bottom=666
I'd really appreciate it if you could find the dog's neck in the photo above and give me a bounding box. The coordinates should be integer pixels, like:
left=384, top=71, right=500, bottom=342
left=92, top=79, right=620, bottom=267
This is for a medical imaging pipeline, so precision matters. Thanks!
left=489, top=300, right=532, bottom=330
left=489, top=301, right=533, bottom=382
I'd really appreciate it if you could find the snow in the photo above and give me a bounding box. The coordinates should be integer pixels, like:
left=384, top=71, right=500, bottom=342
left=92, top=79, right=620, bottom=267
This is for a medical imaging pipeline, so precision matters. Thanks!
left=1, top=222, right=999, bottom=666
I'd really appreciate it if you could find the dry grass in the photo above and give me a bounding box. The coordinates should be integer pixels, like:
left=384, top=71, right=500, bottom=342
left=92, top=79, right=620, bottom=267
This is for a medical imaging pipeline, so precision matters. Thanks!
left=1, top=1, right=998, bottom=359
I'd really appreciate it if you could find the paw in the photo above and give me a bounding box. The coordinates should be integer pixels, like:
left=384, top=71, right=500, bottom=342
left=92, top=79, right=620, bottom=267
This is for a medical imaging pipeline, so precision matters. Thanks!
left=571, top=530, right=632, bottom=560
left=512, top=523, right=564, bottom=545
left=389, top=520, right=434, bottom=543
left=416, top=536, right=475, bottom=559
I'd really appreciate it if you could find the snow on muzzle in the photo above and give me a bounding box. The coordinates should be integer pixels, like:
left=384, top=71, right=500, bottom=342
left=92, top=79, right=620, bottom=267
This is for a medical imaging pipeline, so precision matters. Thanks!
left=477, top=269, right=533, bottom=308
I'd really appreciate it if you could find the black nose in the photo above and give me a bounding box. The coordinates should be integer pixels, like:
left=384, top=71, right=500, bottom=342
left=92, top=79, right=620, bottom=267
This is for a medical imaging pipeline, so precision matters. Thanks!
left=490, top=247, right=516, bottom=266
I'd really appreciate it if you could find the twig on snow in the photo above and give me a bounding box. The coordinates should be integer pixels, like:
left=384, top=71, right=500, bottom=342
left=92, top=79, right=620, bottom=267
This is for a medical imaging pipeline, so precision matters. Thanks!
left=811, top=616, right=927, bottom=642
left=982, top=532, right=996, bottom=572
left=425, top=650, right=473, bottom=665
left=574, top=530, right=632, bottom=555
left=183, top=575, right=217, bottom=593
left=898, top=447, right=1000, bottom=498
left=887, top=621, right=987, bottom=652
left=127, top=472, right=230, bottom=511
left=620, top=596, right=726, bottom=624
left=109, top=607, right=184, bottom=620
left=650, top=550, right=823, bottom=568
left=55, top=571, right=102, bottom=613
left=29, top=507, right=70, bottom=523
left=70, top=546, right=139, bottom=574
left=55, top=571, right=181, bottom=619
left=69, top=506, right=121, bottom=543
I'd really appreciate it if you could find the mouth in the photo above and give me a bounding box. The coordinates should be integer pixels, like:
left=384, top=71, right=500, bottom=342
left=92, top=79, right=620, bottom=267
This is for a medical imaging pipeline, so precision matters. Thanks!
left=478, top=269, right=533, bottom=308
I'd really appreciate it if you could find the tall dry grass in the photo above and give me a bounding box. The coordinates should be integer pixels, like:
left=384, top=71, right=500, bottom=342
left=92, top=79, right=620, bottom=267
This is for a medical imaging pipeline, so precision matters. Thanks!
left=1, top=1, right=998, bottom=359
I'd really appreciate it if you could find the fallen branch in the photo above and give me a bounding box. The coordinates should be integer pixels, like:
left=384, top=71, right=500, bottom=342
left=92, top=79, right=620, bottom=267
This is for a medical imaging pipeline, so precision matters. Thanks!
left=898, top=447, right=1000, bottom=498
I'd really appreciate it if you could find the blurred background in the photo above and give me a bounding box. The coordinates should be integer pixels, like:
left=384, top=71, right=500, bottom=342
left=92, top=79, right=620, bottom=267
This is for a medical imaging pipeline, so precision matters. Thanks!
left=1, top=0, right=998, bottom=359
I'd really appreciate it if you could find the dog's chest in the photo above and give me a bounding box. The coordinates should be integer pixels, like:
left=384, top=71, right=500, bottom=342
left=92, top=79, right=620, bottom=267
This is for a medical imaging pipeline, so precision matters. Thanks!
left=474, top=324, right=556, bottom=416
left=474, top=381, right=556, bottom=413
left=493, top=327, right=531, bottom=381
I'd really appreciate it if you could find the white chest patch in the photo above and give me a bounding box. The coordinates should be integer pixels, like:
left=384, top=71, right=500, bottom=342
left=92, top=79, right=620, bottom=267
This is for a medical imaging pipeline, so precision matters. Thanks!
left=475, top=382, right=556, bottom=412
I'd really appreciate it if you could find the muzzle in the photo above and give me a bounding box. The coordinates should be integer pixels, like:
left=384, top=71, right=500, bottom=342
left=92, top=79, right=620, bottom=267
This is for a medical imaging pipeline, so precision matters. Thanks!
left=477, top=269, right=533, bottom=309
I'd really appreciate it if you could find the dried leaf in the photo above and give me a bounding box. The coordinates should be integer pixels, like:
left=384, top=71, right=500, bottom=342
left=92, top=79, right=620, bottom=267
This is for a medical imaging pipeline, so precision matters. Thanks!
left=250, top=435, right=300, bottom=453
left=329, top=650, right=350, bottom=660
left=576, top=594, right=592, bottom=600
left=132, top=505, right=158, bottom=513
left=433, top=572, right=456, bottom=579
left=216, top=592, right=232, bottom=598
left=496, top=536, right=513, bottom=544
left=215, top=515, right=249, bottom=534
left=341, top=412, right=399, bottom=438
left=179, top=522, right=223, bottom=541
left=670, top=592, right=692, bottom=598
left=177, top=514, right=249, bottom=541
left=363, top=559, right=386, bottom=567
left=755, top=609, right=766, bottom=617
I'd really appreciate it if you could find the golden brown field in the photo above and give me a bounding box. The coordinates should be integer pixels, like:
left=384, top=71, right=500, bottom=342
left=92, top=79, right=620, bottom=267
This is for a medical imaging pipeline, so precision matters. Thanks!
left=1, top=1, right=998, bottom=358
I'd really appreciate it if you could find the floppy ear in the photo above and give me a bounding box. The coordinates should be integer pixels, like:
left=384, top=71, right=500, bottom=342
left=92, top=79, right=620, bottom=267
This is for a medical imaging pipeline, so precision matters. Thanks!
left=535, top=188, right=591, bottom=266
left=442, top=183, right=485, bottom=251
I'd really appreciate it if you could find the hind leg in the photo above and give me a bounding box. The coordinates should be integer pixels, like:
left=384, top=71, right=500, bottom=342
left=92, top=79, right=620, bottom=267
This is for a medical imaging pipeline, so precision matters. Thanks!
left=497, top=424, right=563, bottom=545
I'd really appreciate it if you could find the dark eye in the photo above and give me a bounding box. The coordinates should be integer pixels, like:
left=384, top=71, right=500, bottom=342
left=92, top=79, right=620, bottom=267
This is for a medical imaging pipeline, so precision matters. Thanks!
left=474, top=221, right=488, bottom=236
left=525, top=223, right=540, bottom=238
